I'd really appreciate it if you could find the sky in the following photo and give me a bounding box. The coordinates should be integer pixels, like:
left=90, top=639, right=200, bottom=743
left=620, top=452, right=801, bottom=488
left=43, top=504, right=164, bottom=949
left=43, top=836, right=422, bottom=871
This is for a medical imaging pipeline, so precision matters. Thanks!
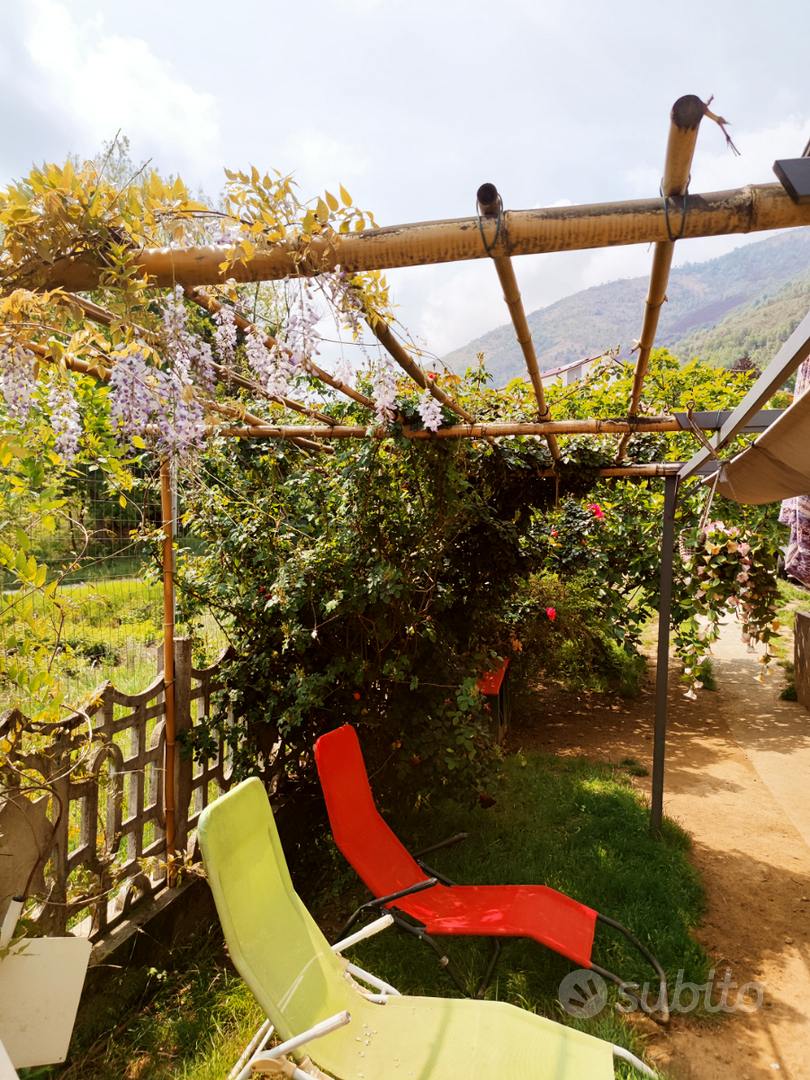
left=3, top=0, right=810, bottom=361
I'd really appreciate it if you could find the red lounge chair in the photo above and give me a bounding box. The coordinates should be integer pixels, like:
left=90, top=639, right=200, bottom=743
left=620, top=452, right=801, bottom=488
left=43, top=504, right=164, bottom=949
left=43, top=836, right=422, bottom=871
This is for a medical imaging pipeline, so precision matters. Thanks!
left=314, top=723, right=668, bottom=1018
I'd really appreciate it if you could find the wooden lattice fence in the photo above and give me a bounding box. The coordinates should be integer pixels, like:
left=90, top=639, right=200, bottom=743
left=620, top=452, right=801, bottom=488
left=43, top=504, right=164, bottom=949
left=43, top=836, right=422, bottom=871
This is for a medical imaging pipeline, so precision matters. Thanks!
left=0, top=638, right=254, bottom=940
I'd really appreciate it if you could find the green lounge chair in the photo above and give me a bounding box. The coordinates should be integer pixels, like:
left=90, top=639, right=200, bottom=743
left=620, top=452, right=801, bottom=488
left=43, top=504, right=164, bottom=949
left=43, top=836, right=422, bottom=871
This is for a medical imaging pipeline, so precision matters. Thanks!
left=198, top=778, right=654, bottom=1079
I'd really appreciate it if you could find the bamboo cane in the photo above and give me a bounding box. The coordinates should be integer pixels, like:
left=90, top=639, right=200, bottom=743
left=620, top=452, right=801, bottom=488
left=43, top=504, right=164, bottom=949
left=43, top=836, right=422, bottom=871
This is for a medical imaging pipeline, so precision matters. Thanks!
left=615, top=95, right=705, bottom=464
left=476, top=183, right=560, bottom=461
left=209, top=416, right=682, bottom=440
left=160, top=459, right=176, bottom=884
left=38, top=183, right=810, bottom=291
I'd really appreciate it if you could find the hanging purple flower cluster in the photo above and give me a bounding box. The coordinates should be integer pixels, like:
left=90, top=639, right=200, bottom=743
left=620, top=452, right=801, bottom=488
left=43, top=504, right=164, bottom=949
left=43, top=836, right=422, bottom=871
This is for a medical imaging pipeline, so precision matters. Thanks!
left=286, top=282, right=322, bottom=368
left=162, top=286, right=216, bottom=396
left=0, top=344, right=37, bottom=421
left=108, top=343, right=205, bottom=458
left=417, top=389, right=443, bottom=433
left=213, top=304, right=238, bottom=363
left=47, top=376, right=82, bottom=463
left=332, top=354, right=355, bottom=389
left=244, top=330, right=294, bottom=399
left=371, top=356, right=398, bottom=423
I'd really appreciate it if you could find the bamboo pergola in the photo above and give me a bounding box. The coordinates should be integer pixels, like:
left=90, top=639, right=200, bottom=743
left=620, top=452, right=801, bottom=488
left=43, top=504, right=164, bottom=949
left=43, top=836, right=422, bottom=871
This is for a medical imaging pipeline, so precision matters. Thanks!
left=23, top=92, right=810, bottom=849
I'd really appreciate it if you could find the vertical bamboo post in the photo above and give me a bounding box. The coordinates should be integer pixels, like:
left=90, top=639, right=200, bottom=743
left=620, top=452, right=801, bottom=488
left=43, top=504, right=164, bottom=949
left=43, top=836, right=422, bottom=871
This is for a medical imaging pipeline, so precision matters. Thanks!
left=160, top=459, right=177, bottom=882
left=476, top=184, right=561, bottom=461
left=616, top=95, right=707, bottom=464
left=651, top=473, right=679, bottom=835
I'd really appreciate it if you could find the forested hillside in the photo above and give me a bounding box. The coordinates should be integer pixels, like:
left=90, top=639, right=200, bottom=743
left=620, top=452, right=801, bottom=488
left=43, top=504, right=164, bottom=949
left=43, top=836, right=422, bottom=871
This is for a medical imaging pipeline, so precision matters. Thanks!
left=443, top=228, right=810, bottom=383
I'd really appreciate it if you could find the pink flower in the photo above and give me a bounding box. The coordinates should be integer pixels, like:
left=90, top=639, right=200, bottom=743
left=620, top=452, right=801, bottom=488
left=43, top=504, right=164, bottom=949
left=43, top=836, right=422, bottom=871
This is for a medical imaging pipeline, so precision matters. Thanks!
left=588, top=503, right=605, bottom=519
left=546, top=607, right=557, bottom=621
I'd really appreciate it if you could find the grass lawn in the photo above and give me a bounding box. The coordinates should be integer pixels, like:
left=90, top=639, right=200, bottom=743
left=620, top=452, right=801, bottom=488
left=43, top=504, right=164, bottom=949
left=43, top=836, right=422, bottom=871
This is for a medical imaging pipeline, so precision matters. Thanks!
left=37, top=750, right=708, bottom=1080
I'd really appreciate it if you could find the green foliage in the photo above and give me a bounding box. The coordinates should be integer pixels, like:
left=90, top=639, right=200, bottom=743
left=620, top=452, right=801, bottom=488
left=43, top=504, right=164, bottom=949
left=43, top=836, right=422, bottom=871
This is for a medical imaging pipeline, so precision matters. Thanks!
left=673, top=518, right=783, bottom=695
left=509, top=572, right=646, bottom=696
left=177, top=434, right=540, bottom=802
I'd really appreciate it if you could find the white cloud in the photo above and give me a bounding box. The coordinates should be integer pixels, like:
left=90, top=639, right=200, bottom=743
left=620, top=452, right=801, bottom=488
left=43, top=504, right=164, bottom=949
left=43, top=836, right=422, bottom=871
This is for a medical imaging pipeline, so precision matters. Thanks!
left=22, top=0, right=221, bottom=184
left=278, top=129, right=372, bottom=192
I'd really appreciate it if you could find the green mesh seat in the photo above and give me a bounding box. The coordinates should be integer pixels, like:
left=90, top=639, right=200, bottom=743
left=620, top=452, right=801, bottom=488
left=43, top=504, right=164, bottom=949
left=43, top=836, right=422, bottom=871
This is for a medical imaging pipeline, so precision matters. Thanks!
left=198, top=778, right=633, bottom=1080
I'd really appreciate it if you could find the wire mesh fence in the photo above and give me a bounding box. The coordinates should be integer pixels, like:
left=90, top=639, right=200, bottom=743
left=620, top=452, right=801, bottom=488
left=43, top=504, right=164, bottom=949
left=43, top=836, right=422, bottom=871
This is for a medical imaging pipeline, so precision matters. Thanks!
left=0, top=467, right=225, bottom=715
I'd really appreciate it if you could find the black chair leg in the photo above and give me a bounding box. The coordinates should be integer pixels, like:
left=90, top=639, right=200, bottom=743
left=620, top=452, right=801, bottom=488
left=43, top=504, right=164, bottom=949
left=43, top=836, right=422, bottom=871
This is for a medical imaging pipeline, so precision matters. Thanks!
left=594, top=913, right=670, bottom=1024
left=476, top=938, right=502, bottom=998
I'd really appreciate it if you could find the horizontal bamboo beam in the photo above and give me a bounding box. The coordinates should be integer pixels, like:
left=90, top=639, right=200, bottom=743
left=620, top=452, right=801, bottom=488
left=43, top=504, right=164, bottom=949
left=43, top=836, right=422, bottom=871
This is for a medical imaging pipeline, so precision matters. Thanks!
left=211, top=416, right=682, bottom=440
left=38, top=183, right=810, bottom=291
left=617, top=95, right=705, bottom=464
left=539, top=463, right=680, bottom=477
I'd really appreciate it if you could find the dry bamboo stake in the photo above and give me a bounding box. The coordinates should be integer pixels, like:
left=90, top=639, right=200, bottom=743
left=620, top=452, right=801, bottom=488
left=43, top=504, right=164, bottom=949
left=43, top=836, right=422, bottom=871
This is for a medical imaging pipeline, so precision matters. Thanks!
left=39, top=183, right=810, bottom=291
left=160, top=459, right=177, bottom=884
left=616, top=95, right=706, bottom=464
left=476, top=183, right=560, bottom=461
left=211, top=416, right=681, bottom=440
left=184, top=287, right=375, bottom=411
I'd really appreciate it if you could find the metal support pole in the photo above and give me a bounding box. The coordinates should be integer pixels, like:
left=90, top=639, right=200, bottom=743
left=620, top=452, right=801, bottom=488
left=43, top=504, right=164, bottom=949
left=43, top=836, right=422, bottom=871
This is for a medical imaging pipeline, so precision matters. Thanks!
left=651, top=473, right=678, bottom=834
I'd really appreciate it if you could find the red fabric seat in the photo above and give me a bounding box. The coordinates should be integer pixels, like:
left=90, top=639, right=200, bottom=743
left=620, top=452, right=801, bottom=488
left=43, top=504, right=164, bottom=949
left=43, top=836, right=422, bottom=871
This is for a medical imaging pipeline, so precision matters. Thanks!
left=314, top=724, right=597, bottom=969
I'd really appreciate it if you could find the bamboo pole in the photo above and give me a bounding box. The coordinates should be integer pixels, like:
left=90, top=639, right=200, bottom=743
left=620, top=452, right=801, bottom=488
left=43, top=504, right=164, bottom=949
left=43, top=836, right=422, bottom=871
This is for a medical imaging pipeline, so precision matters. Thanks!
left=160, top=459, right=177, bottom=884
left=39, top=182, right=810, bottom=291
left=210, top=416, right=682, bottom=440
left=616, top=95, right=705, bottom=464
left=476, top=183, right=560, bottom=460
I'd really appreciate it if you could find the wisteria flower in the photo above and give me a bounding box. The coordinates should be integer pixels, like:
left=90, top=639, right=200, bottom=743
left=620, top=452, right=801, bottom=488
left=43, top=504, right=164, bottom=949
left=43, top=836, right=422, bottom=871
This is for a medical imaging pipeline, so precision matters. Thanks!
left=213, top=303, right=238, bottom=363
left=0, top=345, right=37, bottom=421
left=47, top=376, right=82, bottom=463
left=371, top=357, right=398, bottom=423
left=417, top=389, right=443, bottom=433
left=332, top=354, right=355, bottom=389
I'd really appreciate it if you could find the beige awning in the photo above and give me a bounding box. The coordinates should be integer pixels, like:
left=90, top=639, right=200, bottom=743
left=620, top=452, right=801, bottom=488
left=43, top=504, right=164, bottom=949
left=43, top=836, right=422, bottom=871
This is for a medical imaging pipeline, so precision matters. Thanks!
left=706, top=389, right=810, bottom=504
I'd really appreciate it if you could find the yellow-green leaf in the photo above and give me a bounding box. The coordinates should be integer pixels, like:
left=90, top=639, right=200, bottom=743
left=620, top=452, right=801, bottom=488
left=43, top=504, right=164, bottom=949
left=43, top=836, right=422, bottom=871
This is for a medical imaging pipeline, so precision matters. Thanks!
left=325, top=190, right=339, bottom=212
left=340, top=184, right=352, bottom=207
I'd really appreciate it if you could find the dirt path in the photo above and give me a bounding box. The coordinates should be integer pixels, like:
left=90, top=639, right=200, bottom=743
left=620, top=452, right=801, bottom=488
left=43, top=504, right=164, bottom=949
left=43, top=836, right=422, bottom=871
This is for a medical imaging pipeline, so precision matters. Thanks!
left=507, top=620, right=810, bottom=1080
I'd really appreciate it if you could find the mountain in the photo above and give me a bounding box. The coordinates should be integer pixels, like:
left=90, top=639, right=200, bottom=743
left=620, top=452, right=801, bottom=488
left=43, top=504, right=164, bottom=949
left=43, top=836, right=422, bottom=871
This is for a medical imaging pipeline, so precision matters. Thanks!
left=442, top=229, right=810, bottom=383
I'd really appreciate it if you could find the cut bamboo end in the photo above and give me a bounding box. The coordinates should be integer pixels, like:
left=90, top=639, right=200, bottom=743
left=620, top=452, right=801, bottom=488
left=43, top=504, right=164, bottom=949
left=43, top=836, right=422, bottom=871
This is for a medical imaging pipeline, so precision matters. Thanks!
left=477, top=182, right=560, bottom=460
left=618, top=95, right=709, bottom=463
